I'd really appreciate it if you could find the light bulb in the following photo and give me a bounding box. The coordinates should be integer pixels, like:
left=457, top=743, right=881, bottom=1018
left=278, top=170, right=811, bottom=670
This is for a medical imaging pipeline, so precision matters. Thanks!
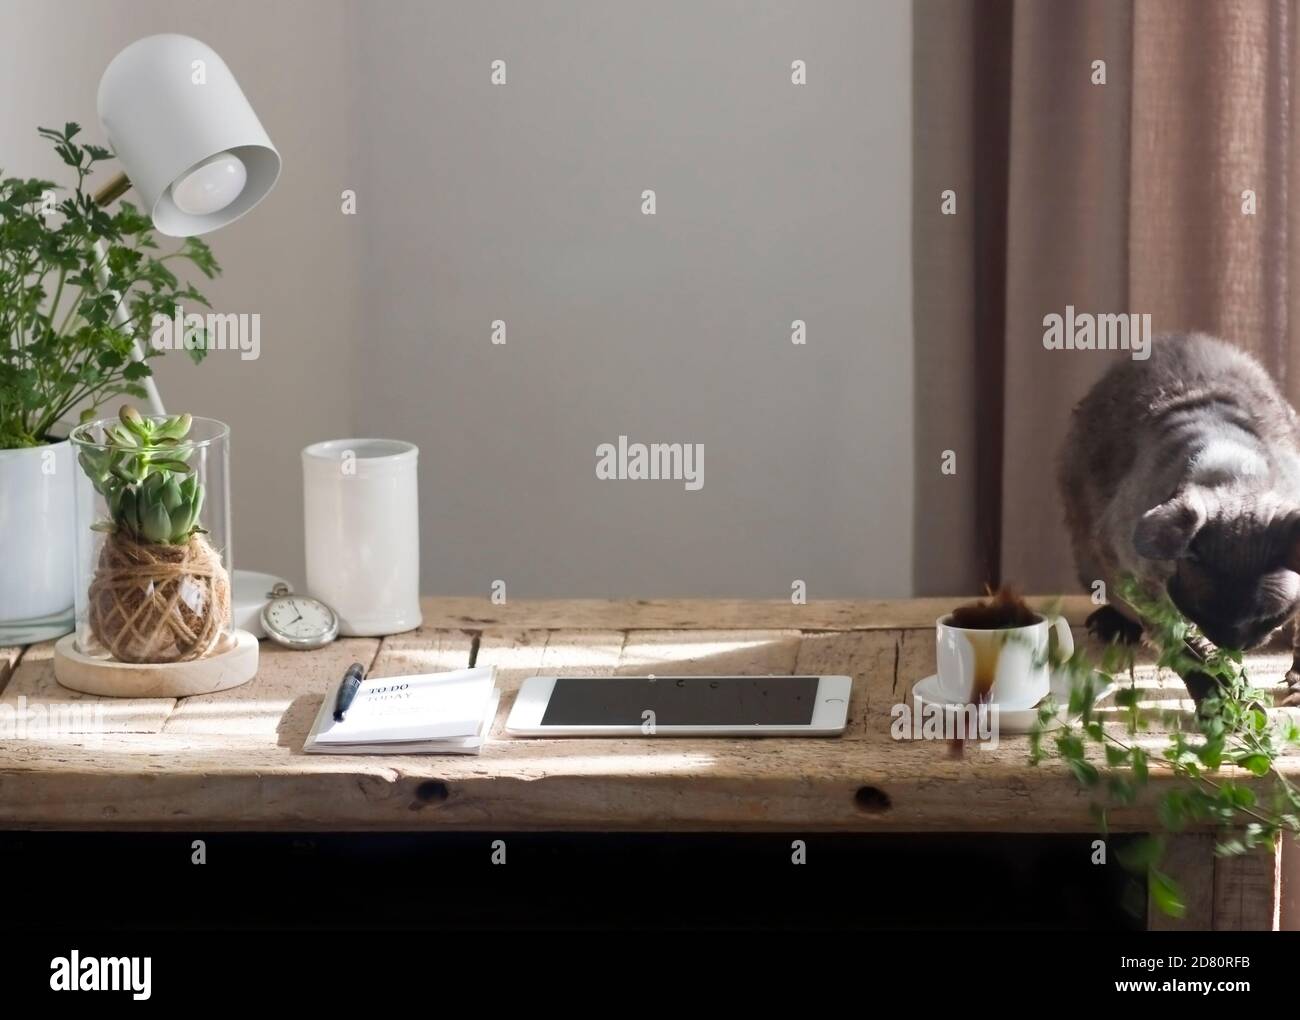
left=169, top=152, right=247, bottom=216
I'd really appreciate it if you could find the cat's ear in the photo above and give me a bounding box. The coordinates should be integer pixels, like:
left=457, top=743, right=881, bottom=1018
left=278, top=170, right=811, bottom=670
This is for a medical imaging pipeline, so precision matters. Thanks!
left=1134, top=490, right=1207, bottom=560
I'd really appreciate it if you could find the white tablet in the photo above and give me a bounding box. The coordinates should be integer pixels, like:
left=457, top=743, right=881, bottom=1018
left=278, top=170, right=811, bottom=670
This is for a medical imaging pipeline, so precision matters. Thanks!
left=505, top=674, right=852, bottom=737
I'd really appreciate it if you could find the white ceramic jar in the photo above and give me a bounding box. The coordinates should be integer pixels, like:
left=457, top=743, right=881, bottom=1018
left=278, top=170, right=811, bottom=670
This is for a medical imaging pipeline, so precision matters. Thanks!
left=302, top=439, right=422, bottom=637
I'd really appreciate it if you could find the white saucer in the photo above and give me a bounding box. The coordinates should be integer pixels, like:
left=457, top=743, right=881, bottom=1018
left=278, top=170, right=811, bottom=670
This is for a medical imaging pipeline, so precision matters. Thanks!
left=910, top=669, right=1114, bottom=735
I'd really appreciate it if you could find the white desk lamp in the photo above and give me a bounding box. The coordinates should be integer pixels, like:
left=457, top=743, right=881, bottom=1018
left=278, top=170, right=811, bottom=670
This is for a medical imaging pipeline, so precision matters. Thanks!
left=94, top=34, right=286, bottom=635
left=97, top=34, right=280, bottom=239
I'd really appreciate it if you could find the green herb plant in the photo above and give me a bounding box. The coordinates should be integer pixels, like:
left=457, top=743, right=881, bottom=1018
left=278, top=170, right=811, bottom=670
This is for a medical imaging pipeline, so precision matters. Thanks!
left=0, top=123, right=218, bottom=449
left=1030, top=576, right=1300, bottom=918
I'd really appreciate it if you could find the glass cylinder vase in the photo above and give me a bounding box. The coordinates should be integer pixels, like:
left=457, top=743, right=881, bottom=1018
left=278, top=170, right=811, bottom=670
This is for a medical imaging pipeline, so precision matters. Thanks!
left=69, top=415, right=233, bottom=663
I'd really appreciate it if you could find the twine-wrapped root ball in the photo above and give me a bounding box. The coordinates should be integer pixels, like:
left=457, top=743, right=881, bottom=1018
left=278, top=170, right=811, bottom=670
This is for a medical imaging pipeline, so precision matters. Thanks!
left=88, top=531, right=230, bottom=663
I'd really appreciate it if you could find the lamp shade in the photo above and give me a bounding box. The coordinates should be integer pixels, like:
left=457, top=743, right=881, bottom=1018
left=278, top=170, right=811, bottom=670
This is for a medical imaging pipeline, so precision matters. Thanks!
left=97, top=34, right=280, bottom=237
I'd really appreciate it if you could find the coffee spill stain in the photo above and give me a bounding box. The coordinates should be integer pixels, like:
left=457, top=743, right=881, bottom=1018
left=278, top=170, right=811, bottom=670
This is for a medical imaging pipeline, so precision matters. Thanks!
left=971, top=633, right=1001, bottom=703
left=950, top=632, right=1001, bottom=758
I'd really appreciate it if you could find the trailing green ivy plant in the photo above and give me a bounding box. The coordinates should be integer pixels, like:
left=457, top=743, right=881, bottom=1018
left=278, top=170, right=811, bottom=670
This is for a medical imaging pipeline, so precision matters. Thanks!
left=0, top=123, right=218, bottom=448
left=1031, top=576, right=1300, bottom=918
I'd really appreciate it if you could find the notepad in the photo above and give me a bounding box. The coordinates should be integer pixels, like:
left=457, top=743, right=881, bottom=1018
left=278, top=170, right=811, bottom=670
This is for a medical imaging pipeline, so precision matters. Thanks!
left=304, top=666, right=499, bottom=755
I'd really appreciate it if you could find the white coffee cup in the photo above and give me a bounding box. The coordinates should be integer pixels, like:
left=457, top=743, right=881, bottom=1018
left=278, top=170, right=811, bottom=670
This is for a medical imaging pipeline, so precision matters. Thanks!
left=302, top=439, right=422, bottom=637
left=935, top=612, right=1074, bottom=709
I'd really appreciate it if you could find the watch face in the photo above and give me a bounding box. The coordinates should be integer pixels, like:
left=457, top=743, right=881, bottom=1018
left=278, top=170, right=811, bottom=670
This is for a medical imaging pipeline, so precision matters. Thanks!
left=263, top=597, right=335, bottom=645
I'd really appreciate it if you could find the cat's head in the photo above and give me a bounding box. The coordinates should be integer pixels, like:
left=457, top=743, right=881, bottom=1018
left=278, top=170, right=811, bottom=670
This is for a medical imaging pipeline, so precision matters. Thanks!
left=1134, top=488, right=1300, bottom=650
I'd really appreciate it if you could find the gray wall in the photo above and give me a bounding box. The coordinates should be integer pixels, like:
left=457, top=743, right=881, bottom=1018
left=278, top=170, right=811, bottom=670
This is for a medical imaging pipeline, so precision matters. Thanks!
left=3, top=0, right=913, bottom=599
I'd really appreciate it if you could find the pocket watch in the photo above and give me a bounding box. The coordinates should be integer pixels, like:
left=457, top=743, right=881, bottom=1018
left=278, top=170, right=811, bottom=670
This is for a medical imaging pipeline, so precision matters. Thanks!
left=260, top=583, right=340, bottom=649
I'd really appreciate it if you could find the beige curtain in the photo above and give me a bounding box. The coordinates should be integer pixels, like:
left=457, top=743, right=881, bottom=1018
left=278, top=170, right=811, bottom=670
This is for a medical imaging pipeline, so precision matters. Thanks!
left=914, top=0, right=1300, bottom=596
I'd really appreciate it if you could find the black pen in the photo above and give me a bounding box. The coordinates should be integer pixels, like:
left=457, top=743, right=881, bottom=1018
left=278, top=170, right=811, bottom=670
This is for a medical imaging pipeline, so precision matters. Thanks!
left=333, top=662, right=367, bottom=721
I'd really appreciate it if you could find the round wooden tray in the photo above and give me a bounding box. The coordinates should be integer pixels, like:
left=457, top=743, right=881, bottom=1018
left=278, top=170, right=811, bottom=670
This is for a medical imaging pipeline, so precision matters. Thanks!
left=53, top=629, right=259, bottom=698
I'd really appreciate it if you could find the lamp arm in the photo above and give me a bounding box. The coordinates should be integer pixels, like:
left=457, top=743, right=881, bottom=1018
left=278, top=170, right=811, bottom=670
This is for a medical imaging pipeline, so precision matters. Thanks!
left=90, top=235, right=166, bottom=419
left=87, top=171, right=165, bottom=417
left=92, top=170, right=132, bottom=208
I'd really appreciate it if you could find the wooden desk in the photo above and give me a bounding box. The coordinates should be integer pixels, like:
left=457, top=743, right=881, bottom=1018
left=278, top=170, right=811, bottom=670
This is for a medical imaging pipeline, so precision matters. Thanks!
left=0, top=596, right=1290, bottom=930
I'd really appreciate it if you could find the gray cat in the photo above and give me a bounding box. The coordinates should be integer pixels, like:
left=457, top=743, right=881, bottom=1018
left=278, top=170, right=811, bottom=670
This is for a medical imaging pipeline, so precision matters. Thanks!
left=1058, top=332, right=1300, bottom=703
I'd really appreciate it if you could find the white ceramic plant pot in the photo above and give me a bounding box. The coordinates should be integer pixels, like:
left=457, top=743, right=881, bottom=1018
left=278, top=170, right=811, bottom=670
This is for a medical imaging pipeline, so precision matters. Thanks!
left=0, top=440, right=75, bottom=643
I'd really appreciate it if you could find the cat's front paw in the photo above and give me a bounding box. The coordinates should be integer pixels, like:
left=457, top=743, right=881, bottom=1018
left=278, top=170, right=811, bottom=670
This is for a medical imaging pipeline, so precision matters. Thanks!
left=1085, top=605, right=1144, bottom=646
left=1278, top=667, right=1300, bottom=707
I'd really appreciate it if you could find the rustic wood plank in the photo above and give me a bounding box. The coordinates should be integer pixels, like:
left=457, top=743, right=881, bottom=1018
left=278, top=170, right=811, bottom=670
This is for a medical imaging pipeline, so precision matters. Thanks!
left=796, top=630, right=892, bottom=740
left=1282, top=837, right=1300, bottom=931
left=540, top=631, right=628, bottom=675
left=0, top=624, right=1295, bottom=832
left=162, top=638, right=380, bottom=738
left=0, top=646, right=22, bottom=694
left=616, top=630, right=802, bottom=675
left=1, top=601, right=1298, bottom=833
left=368, top=627, right=475, bottom=679
left=0, top=727, right=1266, bottom=832
left=1148, top=833, right=1216, bottom=931
left=1214, top=837, right=1282, bottom=930
left=794, top=629, right=932, bottom=738
left=473, top=629, right=550, bottom=679
left=0, top=640, right=174, bottom=733
left=420, top=595, right=1095, bottom=632
left=476, top=630, right=627, bottom=739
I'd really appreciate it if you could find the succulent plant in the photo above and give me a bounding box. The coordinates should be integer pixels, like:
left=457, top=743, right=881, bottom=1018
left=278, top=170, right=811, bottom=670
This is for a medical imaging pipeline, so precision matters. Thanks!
left=79, top=405, right=205, bottom=545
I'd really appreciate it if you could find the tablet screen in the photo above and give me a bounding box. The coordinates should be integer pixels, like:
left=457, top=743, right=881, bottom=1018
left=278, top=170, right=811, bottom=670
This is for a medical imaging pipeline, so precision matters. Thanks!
left=540, top=676, right=820, bottom=726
